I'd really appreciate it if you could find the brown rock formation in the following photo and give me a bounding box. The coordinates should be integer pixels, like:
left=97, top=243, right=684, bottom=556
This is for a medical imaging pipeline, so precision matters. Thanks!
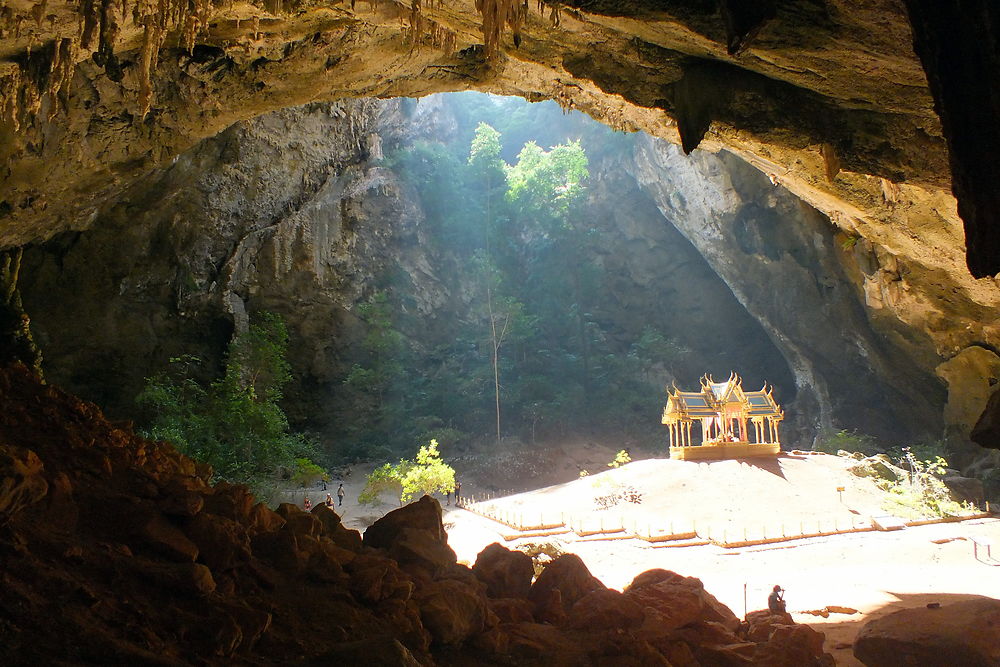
left=854, top=597, right=1000, bottom=666
left=0, top=362, right=843, bottom=662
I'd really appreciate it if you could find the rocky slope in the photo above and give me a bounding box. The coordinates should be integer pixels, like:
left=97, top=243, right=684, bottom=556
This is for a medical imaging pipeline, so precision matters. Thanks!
left=0, top=362, right=835, bottom=665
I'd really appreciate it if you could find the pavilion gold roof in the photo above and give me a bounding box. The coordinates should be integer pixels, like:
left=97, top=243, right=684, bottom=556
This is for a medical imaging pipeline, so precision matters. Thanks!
left=662, top=373, right=783, bottom=424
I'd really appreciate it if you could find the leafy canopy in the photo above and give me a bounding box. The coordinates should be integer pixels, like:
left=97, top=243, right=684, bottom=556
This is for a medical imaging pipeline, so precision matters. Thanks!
left=359, top=439, right=456, bottom=505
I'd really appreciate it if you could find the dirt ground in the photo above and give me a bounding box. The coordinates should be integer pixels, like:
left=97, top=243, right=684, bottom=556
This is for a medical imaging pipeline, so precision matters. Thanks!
left=291, top=445, right=1000, bottom=666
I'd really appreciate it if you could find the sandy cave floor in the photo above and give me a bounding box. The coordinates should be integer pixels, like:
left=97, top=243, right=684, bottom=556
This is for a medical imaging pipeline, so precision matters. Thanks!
left=287, top=447, right=1000, bottom=666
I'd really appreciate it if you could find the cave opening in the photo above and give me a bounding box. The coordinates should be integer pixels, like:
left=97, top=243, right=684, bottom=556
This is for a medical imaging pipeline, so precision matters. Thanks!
left=3, top=3, right=1000, bottom=662
left=15, top=91, right=952, bottom=490
left=17, top=94, right=784, bottom=465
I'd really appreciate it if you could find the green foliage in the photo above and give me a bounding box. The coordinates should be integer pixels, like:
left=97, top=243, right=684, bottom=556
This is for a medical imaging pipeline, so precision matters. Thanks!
left=880, top=451, right=969, bottom=519
left=844, top=445, right=977, bottom=518
left=291, top=457, right=328, bottom=488
left=400, top=439, right=457, bottom=503
left=358, top=439, right=456, bottom=505
left=331, top=101, right=686, bottom=456
left=608, top=449, right=631, bottom=469
left=814, top=428, right=881, bottom=456
left=358, top=461, right=407, bottom=505
left=138, top=313, right=318, bottom=502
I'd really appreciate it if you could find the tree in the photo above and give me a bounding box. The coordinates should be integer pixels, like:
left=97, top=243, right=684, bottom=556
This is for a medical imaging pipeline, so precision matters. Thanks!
left=358, top=439, right=456, bottom=505
left=138, top=312, right=317, bottom=502
left=469, top=123, right=511, bottom=446
left=342, top=291, right=409, bottom=451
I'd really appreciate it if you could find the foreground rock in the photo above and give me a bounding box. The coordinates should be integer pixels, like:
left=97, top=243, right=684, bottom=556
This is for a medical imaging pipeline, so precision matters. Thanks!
left=0, top=364, right=839, bottom=664
left=854, top=597, right=1000, bottom=666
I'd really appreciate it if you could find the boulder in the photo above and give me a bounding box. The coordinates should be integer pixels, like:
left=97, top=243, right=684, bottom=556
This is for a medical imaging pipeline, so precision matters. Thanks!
left=0, top=445, right=48, bottom=524
left=626, top=581, right=705, bottom=633
left=753, top=623, right=831, bottom=666
left=202, top=482, right=255, bottom=523
left=692, top=641, right=757, bottom=665
left=158, top=488, right=204, bottom=517
left=141, top=561, right=217, bottom=596
left=477, top=622, right=587, bottom=664
left=374, top=597, right=432, bottom=655
left=473, top=542, right=534, bottom=599
left=312, top=504, right=362, bottom=551
left=346, top=554, right=415, bottom=604
left=310, top=503, right=343, bottom=532
left=488, top=598, right=536, bottom=624
left=362, top=496, right=456, bottom=575
left=303, top=636, right=422, bottom=666
left=942, top=475, right=985, bottom=504
left=563, top=588, right=645, bottom=632
left=183, top=512, right=251, bottom=572
left=626, top=569, right=740, bottom=631
left=848, top=455, right=907, bottom=483
left=275, top=503, right=323, bottom=537
left=854, top=598, right=1000, bottom=666
left=136, top=512, right=200, bottom=562
left=415, top=577, right=491, bottom=646
left=527, top=554, right=606, bottom=617
left=247, top=502, right=286, bottom=535
left=745, top=609, right=796, bottom=642
left=250, top=529, right=306, bottom=573
left=364, top=495, right=448, bottom=548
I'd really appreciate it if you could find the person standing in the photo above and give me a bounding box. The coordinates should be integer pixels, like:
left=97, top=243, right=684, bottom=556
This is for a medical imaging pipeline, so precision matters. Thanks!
left=337, top=483, right=346, bottom=507
left=454, top=480, right=462, bottom=506
left=303, top=497, right=312, bottom=511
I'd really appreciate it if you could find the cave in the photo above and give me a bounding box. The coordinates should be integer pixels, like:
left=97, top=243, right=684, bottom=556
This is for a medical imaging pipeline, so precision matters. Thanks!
left=2, top=1, right=1000, bottom=664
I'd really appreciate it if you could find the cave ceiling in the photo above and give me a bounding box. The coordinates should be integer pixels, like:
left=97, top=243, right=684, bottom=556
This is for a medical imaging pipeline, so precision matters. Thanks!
left=0, top=0, right=998, bottom=364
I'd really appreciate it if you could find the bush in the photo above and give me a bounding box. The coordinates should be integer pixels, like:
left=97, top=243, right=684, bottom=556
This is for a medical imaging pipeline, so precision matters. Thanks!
left=608, top=449, right=631, bottom=469
left=358, top=439, right=456, bottom=505
left=847, top=446, right=978, bottom=518
left=137, top=312, right=319, bottom=503
left=814, top=429, right=880, bottom=456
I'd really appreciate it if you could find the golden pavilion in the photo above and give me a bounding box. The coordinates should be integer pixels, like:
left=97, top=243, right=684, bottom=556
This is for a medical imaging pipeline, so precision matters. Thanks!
left=662, top=373, right=783, bottom=460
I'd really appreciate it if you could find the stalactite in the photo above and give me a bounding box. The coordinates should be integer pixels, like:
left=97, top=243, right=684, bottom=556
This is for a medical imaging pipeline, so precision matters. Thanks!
left=475, top=0, right=528, bottom=59
left=0, top=249, right=44, bottom=380
left=46, top=37, right=75, bottom=120
left=2, top=0, right=298, bottom=130
left=406, top=0, right=423, bottom=46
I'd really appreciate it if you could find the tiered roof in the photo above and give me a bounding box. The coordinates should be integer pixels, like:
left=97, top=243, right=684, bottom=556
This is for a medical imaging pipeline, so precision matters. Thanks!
left=662, top=373, right=782, bottom=424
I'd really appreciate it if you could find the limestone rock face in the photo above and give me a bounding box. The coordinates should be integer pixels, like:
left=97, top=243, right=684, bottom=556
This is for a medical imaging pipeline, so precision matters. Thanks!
left=0, top=1, right=996, bottom=441
left=937, top=348, right=1000, bottom=440
left=972, top=390, right=1000, bottom=451
left=854, top=597, right=1000, bottom=667
left=16, top=95, right=802, bottom=441
left=629, top=136, right=948, bottom=442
